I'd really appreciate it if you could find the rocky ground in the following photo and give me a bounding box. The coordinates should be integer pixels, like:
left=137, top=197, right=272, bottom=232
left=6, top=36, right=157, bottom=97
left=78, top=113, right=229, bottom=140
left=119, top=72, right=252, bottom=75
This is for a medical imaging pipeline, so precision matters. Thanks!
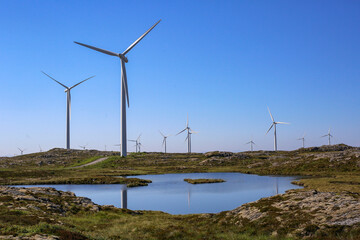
left=1, top=144, right=360, bottom=239
left=223, top=189, right=360, bottom=238
left=0, top=186, right=117, bottom=240
left=1, top=185, right=360, bottom=239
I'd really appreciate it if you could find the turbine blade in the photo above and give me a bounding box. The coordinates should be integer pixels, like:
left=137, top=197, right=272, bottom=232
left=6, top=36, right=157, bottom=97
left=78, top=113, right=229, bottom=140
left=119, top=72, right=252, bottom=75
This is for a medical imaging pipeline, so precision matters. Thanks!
left=137, top=134, right=142, bottom=141
left=266, top=124, right=274, bottom=135
left=162, top=138, right=165, bottom=146
left=267, top=106, right=274, bottom=122
left=42, top=71, right=68, bottom=89
left=121, top=60, right=130, bottom=107
left=176, top=128, right=187, bottom=135
left=74, top=41, right=118, bottom=56
left=321, top=135, right=327, bottom=138
left=187, top=113, right=189, bottom=128
left=276, top=122, right=290, bottom=124
left=246, top=142, right=251, bottom=144
left=122, top=20, right=161, bottom=55
left=159, top=131, right=165, bottom=137
left=70, top=75, right=95, bottom=90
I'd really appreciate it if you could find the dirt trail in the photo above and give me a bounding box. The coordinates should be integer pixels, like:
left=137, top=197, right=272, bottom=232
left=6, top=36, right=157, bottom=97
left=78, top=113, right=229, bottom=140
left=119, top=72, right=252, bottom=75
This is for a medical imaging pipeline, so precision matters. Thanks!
left=71, top=157, right=109, bottom=168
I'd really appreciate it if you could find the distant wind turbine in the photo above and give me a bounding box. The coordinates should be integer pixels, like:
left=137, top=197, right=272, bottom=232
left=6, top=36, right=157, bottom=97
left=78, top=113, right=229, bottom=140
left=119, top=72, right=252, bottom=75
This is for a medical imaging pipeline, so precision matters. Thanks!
left=17, top=148, right=25, bottom=155
left=114, top=144, right=121, bottom=152
left=129, top=134, right=142, bottom=153
left=42, top=71, right=94, bottom=150
left=39, top=145, right=43, bottom=152
left=159, top=131, right=171, bottom=153
left=74, top=20, right=161, bottom=157
left=321, top=128, right=333, bottom=146
left=177, top=114, right=198, bottom=153
left=297, top=134, right=306, bottom=148
left=246, top=140, right=256, bottom=152
left=266, top=107, right=289, bottom=151
left=79, top=144, right=88, bottom=150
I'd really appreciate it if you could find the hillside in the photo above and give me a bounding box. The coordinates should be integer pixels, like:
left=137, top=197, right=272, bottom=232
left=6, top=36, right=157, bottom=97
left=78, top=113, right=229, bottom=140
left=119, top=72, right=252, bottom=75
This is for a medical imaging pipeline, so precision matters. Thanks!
left=1, top=144, right=360, bottom=239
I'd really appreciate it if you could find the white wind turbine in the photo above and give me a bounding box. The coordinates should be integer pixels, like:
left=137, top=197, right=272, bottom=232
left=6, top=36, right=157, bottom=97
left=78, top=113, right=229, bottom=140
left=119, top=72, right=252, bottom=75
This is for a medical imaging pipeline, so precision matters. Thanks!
left=42, top=72, right=94, bottom=150
left=266, top=107, right=289, bottom=151
left=177, top=115, right=198, bottom=153
left=321, top=128, right=333, bottom=146
left=17, top=148, right=25, bottom=155
left=246, top=139, right=256, bottom=152
left=79, top=144, right=88, bottom=150
left=129, top=134, right=141, bottom=153
left=159, top=131, right=171, bottom=153
left=297, top=134, right=306, bottom=148
left=74, top=20, right=161, bottom=157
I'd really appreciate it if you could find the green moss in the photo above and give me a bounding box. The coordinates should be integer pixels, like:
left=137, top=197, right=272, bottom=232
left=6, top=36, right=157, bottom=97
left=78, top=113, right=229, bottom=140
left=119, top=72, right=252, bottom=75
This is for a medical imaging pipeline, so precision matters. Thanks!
left=184, top=178, right=226, bottom=184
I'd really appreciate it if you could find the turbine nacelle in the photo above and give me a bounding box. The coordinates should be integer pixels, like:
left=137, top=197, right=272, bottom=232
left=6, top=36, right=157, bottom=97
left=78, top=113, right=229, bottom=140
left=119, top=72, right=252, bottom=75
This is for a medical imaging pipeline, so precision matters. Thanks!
left=119, top=54, right=128, bottom=63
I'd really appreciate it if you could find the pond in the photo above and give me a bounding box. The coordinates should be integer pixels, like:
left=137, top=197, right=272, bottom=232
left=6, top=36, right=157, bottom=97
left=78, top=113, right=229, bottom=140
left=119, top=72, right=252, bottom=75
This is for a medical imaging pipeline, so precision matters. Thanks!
left=16, top=172, right=302, bottom=214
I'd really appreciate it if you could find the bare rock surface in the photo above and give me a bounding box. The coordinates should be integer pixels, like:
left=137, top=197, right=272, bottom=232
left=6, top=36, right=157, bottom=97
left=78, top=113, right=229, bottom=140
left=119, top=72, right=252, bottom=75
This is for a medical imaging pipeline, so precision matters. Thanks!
left=223, top=190, right=360, bottom=238
left=0, top=186, right=101, bottom=215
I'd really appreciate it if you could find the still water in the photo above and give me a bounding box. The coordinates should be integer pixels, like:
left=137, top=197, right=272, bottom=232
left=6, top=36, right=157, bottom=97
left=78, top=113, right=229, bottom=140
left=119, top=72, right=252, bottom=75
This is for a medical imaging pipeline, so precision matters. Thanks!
left=17, top=172, right=302, bottom=214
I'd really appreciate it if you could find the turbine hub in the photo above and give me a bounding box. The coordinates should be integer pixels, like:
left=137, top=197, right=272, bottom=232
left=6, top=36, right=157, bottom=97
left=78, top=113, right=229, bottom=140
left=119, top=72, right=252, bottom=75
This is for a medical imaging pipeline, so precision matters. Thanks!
left=119, top=54, right=128, bottom=63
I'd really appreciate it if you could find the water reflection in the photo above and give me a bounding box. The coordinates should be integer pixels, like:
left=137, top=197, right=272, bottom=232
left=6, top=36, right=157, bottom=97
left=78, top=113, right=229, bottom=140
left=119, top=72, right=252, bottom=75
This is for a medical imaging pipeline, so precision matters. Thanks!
left=121, top=186, right=127, bottom=209
left=15, top=172, right=301, bottom=214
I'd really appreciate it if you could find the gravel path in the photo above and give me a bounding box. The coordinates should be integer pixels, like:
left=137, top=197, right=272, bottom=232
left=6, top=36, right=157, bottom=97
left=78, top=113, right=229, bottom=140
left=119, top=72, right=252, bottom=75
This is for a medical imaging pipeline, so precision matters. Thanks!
left=71, top=157, right=109, bottom=168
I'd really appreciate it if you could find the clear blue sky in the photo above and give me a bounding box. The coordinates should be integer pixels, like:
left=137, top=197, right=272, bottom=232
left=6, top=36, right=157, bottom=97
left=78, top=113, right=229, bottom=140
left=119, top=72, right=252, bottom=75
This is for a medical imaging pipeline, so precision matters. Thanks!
left=1, top=0, right=359, bottom=156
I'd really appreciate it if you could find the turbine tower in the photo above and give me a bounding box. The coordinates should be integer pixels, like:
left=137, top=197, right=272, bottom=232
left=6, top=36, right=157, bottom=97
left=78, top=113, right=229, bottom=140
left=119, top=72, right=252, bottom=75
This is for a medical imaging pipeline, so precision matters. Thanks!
left=159, top=131, right=170, bottom=153
left=266, top=107, right=289, bottom=151
left=297, top=134, right=305, bottom=148
left=74, top=20, right=161, bottom=157
left=177, top=114, right=197, bottom=153
left=321, top=128, right=333, bottom=146
left=246, top=140, right=256, bottom=152
left=42, top=72, right=94, bottom=150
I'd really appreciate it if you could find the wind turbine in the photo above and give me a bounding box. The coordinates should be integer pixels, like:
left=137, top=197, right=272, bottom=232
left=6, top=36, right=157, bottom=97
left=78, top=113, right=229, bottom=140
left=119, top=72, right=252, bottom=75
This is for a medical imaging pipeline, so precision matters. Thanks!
left=266, top=107, right=289, bottom=151
left=159, top=131, right=171, bottom=153
left=297, top=134, right=305, bottom=148
left=17, top=148, right=25, bottom=155
left=79, top=144, right=88, bottom=150
left=129, top=134, right=141, bottom=153
left=246, top=139, right=256, bottom=152
left=321, top=128, right=333, bottom=146
left=42, top=72, right=94, bottom=150
left=114, top=144, right=121, bottom=152
left=39, top=145, right=43, bottom=152
left=74, top=20, right=161, bottom=157
left=177, top=114, right=197, bottom=153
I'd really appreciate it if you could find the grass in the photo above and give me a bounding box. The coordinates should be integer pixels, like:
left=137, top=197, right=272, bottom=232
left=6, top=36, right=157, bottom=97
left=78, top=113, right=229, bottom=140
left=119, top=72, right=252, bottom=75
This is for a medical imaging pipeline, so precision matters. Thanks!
left=1, top=145, right=360, bottom=239
left=68, top=156, right=103, bottom=168
left=184, top=178, right=226, bottom=184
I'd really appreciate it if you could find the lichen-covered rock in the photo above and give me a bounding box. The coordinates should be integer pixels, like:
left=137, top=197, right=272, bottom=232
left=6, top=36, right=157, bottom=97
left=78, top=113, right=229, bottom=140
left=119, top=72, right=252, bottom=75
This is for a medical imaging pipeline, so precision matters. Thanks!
left=223, top=190, right=360, bottom=238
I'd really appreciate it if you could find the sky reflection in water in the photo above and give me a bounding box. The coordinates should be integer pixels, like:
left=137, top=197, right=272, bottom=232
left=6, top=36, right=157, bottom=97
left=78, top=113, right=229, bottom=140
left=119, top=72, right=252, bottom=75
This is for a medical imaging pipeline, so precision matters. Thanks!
left=17, top=172, right=302, bottom=214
